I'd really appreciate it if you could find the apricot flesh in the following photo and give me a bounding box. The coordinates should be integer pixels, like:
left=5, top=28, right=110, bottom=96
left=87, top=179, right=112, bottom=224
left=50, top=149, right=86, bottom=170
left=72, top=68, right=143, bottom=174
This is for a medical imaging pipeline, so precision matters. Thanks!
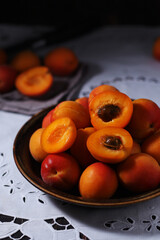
left=87, top=127, right=133, bottom=164
left=41, top=117, right=77, bottom=153
left=89, top=90, right=133, bottom=129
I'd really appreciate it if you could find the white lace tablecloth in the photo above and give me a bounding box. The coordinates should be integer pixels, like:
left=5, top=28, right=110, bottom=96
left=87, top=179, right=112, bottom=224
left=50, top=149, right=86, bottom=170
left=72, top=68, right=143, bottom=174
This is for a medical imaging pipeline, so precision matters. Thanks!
left=1, top=24, right=160, bottom=240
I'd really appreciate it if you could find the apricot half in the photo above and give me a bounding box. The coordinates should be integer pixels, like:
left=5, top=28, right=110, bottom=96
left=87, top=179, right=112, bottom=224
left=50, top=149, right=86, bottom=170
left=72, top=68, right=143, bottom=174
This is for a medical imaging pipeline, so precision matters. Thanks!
left=87, top=127, right=133, bottom=164
left=89, top=90, right=133, bottom=129
left=15, top=66, right=53, bottom=97
left=41, top=117, right=77, bottom=153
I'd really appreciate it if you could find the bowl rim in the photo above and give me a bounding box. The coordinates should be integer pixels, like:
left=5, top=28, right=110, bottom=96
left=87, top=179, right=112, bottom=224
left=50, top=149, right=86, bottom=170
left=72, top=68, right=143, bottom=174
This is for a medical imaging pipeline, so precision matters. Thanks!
left=13, top=105, right=160, bottom=208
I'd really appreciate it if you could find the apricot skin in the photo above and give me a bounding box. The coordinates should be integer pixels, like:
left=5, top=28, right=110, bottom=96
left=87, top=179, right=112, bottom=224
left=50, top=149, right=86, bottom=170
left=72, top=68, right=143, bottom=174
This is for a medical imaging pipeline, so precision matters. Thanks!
left=153, top=37, right=160, bottom=61
left=41, top=153, right=81, bottom=191
left=141, top=130, right=160, bottom=164
left=29, top=128, right=48, bottom=162
left=52, top=101, right=90, bottom=129
left=79, top=162, right=118, bottom=201
left=126, top=98, right=160, bottom=140
left=117, top=153, right=160, bottom=193
left=44, top=47, right=79, bottom=76
left=70, top=127, right=96, bottom=169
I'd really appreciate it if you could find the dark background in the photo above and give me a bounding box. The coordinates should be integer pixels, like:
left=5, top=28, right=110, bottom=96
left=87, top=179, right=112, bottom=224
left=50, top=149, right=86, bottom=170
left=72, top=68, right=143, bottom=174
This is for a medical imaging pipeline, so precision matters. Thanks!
left=1, top=0, right=160, bottom=51
left=1, top=0, right=160, bottom=27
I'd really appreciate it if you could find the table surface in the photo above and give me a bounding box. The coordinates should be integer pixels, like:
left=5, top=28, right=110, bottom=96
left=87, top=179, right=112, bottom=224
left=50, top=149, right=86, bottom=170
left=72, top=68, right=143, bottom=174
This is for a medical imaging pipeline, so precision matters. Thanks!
left=1, top=24, right=160, bottom=240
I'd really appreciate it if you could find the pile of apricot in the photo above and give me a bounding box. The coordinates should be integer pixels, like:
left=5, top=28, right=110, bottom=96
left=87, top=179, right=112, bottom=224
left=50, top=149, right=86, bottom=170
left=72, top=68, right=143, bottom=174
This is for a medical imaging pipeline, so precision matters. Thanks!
left=0, top=47, right=79, bottom=95
left=29, top=84, right=160, bottom=202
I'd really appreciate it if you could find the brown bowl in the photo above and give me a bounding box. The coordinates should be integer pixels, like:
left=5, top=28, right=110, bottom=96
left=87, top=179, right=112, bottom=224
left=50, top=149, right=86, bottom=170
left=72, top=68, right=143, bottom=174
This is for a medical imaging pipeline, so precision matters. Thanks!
left=13, top=105, right=160, bottom=208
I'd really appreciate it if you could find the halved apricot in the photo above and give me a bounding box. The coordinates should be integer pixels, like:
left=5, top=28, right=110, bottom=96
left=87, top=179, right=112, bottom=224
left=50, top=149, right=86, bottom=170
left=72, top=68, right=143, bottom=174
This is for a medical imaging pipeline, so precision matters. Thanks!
left=89, top=90, right=133, bottom=129
left=89, top=84, right=119, bottom=104
left=15, top=66, right=53, bottom=97
left=87, top=127, right=133, bottom=164
left=51, top=101, right=90, bottom=129
left=41, top=117, right=77, bottom=153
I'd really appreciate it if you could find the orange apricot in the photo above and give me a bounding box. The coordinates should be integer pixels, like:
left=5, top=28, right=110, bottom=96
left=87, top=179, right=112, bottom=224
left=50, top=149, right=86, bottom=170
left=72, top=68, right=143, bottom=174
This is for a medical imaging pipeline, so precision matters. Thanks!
left=153, top=37, right=160, bottom=61
left=141, top=130, right=160, bottom=164
left=75, top=97, right=89, bottom=115
left=41, top=117, right=77, bottom=153
left=126, top=98, right=160, bottom=140
left=89, top=90, right=133, bottom=130
left=70, top=127, right=96, bottom=169
left=117, top=153, right=160, bottom=193
left=51, top=101, right=90, bottom=129
left=79, top=162, right=118, bottom=201
left=44, top=47, right=79, bottom=76
left=11, top=50, right=40, bottom=72
left=0, top=49, right=7, bottom=65
left=42, top=108, right=55, bottom=128
left=29, top=128, right=48, bottom=162
left=89, top=84, right=119, bottom=104
left=15, top=66, right=53, bottom=97
left=130, top=140, right=141, bottom=155
left=87, top=127, right=133, bottom=164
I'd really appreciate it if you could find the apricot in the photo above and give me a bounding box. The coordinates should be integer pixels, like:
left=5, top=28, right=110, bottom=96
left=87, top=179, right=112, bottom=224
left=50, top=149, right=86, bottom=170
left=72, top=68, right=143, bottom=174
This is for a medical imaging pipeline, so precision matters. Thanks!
left=11, top=50, right=40, bottom=72
left=42, top=108, right=55, bottom=128
left=15, top=66, right=53, bottom=97
left=44, top=47, right=79, bottom=76
left=87, top=127, right=133, bottom=164
left=141, top=130, right=160, bottom=164
left=41, top=117, right=77, bottom=153
left=0, top=65, right=17, bottom=93
left=89, top=84, right=119, bottom=104
left=41, top=153, right=81, bottom=191
left=51, top=101, right=90, bottom=129
left=70, top=127, right=96, bottom=169
left=117, top=153, right=160, bottom=193
left=89, top=90, right=133, bottom=130
left=0, top=49, right=7, bottom=65
left=79, top=162, right=118, bottom=201
left=130, top=140, right=141, bottom=155
left=126, top=98, right=160, bottom=140
left=29, top=128, right=48, bottom=162
left=75, top=97, right=89, bottom=115
left=153, top=37, right=160, bottom=61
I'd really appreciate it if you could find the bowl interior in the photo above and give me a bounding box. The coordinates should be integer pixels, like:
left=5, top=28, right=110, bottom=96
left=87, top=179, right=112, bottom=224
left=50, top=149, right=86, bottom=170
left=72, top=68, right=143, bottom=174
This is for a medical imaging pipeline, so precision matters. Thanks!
left=13, top=105, right=160, bottom=207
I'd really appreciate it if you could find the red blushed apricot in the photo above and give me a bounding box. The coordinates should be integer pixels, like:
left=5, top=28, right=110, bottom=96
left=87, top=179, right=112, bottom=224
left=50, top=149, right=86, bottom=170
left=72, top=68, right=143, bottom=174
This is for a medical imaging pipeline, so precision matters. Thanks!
left=89, top=90, right=133, bottom=130
left=126, top=98, right=160, bottom=140
left=29, top=128, right=48, bottom=162
left=41, top=153, right=81, bottom=191
left=87, top=127, right=133, bottom=164
left=44, top=47, right=79, bottom=76
left=42, top=108, right=55, bottom=128
left=141, top=130, right=160, bottom=164
left=41, top=117, right=77, bottom=153
left=130, top=140, right=141, bottom=155
left=75, top=97, right=89, bottom=114
left=117, top=153, right=160, bottom=193
left=15, top=66, right=53, bottom=97
left=153, top=37, right=160, bottom=61
left=89, top=84, right=119, bottom=104
left=70, top=127, right=96, bottom=169
left=79, top=162, right=118, bottom=201
left=51, top=101, right=90, bottom=129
